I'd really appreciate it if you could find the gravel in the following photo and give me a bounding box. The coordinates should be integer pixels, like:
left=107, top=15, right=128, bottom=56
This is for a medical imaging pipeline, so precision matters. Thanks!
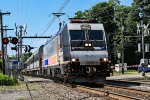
left=0, top=77, right=110, bottom=100
left=129, top=85, right=150, bottom=92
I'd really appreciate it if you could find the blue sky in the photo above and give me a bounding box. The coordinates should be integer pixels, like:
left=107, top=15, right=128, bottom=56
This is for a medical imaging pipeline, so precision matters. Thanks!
left=0, top=0, right=132, bottom=56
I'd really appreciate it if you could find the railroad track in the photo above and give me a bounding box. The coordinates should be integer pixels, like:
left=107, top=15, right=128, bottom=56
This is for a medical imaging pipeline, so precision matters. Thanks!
left=104, top=84, right=150, bottom=100
left=76, top=85, right=140, bottom=100
left=106, top=80, right=150, bottom=87
left=24, top=76, right=150, bottom=99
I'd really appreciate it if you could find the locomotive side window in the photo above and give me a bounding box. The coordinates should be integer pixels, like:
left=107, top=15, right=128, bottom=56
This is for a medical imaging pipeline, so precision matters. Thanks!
left=88, top=30, right=103, bottom=40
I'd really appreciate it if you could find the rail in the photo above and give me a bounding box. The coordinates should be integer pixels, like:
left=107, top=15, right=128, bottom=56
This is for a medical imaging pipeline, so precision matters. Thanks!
left=104, top=84, right=150, bottom=99
left=76, top=85, right=140, bottom=100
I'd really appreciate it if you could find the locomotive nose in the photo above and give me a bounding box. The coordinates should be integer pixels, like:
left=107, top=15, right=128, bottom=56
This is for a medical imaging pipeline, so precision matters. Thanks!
left=71, top=51, right=108, bottom=66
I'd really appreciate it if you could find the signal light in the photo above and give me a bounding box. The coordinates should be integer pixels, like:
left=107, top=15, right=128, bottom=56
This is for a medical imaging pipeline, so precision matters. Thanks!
left=2, top=38, right=9, bottom=45
left=11, top=37, right=18, bottom=44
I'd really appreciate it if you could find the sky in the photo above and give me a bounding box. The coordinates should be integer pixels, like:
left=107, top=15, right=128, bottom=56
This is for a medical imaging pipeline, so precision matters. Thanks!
left=0, top=0, right=133, bottom=56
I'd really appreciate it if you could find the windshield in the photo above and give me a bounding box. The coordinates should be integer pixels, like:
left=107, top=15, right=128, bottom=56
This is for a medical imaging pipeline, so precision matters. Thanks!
left=70, top=30, right=106, bottom=51
left=70, top=30, right=85, bottom=40
left=88, top=30, right=103, bottom=40
left=70, top=30, right=103, bottom=41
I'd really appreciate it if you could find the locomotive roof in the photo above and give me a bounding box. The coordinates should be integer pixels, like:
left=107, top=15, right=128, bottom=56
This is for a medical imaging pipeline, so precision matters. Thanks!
left=69, top=18, right=98, bottom=23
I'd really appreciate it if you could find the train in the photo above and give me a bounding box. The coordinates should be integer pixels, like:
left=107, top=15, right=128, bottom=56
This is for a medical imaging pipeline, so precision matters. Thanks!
left=23, top=18, right=112, bottom=83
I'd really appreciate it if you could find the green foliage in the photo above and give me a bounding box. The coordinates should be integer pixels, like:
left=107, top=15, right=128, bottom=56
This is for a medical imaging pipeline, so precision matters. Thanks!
left=91, top=2, right=117, bottom=34
left=73, top=0, right=150, bottom=65
left=74, top=10, right=91, bottom=19
left=21, top=52, right=33, bottom=62
left=0, top=73, right=19, bottom=86
left=9, top=55, right=18, bottom=60
left=74, top=11, right=84, bottom=18
left=132, top=0, right=150, bottom=23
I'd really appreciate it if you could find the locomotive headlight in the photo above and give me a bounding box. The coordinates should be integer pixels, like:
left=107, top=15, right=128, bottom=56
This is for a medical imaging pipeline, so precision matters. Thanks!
left=85, top=43, right=92, bottom=47
left=103, top=58, right=107, bottom=61
left=85, top=43, right=88, bottom=47
left=72, top=58, right=76, bottom=62
left=88, top=43, right=92, bottom=47
left=100, top=58, right=107, bottom=62
left=71, top=58, right=79, bottom=62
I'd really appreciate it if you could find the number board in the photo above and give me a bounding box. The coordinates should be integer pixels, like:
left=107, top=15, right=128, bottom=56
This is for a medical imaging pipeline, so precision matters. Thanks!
left=81, top=24, right=91, bottom=30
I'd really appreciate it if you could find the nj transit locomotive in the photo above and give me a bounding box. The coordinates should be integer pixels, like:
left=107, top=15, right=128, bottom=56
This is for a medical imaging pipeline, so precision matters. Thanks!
left=24, top=19, right=112, bottom=83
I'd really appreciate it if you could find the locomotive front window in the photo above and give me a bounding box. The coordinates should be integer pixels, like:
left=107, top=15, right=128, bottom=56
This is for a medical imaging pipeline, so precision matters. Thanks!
left=70, top=30, right=106, bottom=51
left=88, top=30, right=103, bottom=40
left=70, top=30, right=85, bottom=40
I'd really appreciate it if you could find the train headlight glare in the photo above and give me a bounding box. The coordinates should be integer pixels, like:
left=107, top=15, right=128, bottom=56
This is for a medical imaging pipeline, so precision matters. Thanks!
left=103, top=58, right=107, bottom=61
left=88, top=43, right=92, bottom=47
left=85, top=43, right=88, bottom=47
left=72, top=58, right=76, bottom=62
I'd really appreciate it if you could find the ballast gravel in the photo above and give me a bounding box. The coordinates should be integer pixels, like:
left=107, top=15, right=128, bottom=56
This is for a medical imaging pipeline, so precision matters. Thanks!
left=0, top=77, right=110, bottom=100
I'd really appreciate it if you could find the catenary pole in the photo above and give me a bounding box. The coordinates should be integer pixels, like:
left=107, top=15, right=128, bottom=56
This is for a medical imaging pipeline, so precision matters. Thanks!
left=0, top=11, right=10, bottom=74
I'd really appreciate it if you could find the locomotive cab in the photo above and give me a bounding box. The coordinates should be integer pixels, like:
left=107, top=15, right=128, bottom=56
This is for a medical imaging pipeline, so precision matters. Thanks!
left=61, top=19, right=111, bottom=83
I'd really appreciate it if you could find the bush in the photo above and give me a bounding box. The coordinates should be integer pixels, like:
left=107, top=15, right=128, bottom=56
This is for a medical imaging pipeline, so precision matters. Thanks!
left=13, top=77, right=19, bottom=85
left=0, top=73, right=19, bottom=86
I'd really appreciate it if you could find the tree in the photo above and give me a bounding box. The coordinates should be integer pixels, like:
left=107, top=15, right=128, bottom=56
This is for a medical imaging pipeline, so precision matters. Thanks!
left=74, top=10, right=91, bottom=18
left=91, top=2, right=117, bottom=34
left=112, top=5, right=132, bottom=61
left=20, top=52, right=32, bottom=62
left=73, top=0, right=150, bottom=65
left=90, top=2, right=119, bottom=63
left=129, top=0, right=150, bottom=63
left=131, top=0, right=150, bottom=23
left=8, top=55, right=17, bottom=60
left=74, top=11, right=84, bottom=18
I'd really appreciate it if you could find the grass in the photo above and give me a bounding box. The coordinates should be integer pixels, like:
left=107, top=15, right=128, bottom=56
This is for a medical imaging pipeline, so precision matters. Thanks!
left=112, top=70, right=150, bottom=76
left=0, top=82, right=26, bottom=91
left=0, top=81, right=38, bottom=92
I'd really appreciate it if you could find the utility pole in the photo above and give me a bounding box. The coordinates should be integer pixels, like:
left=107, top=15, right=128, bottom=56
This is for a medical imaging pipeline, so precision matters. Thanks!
left=121, top=15, right=124, bottom=74
left=16, top=25, right=24, bottom=80
left=14, top=24, right=51, bottom=79
left=141, top=20, right=145, bottom=59
left=0, top=11, right=10, bottom=74
left=19, top=25, right=24, bottom=58
left=3, top=26, right=9, bottom=75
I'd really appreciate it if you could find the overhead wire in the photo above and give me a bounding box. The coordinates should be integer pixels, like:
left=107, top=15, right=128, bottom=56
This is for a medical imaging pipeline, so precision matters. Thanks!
left=40, top=0, right=70, bottom=36
left=23, top=0, right=29, bottom=24
left=17, top=0, right=19, bottom=25
left=20, top=0, right=24, bottom=24
left=33, top=0, right=70, bottom=46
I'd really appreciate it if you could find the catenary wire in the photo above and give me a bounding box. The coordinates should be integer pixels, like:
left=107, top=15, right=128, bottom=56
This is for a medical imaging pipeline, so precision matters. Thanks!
left=33, top=0, right=70, bottom=46
left=23, top=0, right=29, bottom=24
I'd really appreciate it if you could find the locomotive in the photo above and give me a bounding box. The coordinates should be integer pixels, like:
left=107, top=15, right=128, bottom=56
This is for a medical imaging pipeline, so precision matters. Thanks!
left=24, top=18, right=112, bottom=83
